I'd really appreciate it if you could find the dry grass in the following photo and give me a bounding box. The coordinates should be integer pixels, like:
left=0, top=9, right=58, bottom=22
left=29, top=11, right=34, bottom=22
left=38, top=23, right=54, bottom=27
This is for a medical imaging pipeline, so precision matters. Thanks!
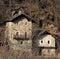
left=0, top=46, right=60, bottom=59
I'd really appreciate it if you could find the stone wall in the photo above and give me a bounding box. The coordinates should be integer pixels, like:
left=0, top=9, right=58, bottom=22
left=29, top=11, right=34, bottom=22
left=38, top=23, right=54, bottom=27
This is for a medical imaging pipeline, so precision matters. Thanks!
left=42, top=48, right=55, bottom=56
left=10, top=40, right=32, bottom=51
left=6, top=17, right=32, bottom=51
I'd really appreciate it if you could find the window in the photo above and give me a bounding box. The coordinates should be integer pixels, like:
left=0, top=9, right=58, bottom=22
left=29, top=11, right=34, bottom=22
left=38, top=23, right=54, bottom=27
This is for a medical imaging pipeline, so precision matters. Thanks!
left=25, top=32, right=27, bottom=38
left=20, top=40, right=23, bottom=44
left=21, top=41, right=23, bottom=44
left=41, top=41, right=43, bottom=43
left=16, top=32, right=19, bottom=36
left=48, top=41, right=50, bottom=44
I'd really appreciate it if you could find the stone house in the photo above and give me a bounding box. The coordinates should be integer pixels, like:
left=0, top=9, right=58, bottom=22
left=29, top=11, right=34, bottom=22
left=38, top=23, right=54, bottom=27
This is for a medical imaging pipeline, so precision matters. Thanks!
left=36, top=34, right=56, bottom=56
left=5, top=10, right=33, bottom=51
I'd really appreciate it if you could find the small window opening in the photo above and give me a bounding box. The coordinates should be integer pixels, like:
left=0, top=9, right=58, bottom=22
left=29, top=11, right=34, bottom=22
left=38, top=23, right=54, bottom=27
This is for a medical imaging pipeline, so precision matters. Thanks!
left=48, top=41, right=50, bottom=44
left=21, top=41, right=23, bottom=44
left=16, top=32, right=19, bottom=36
left=25, top=32, right=27, bottom=38
left=41, top=41, right=43, bottom=43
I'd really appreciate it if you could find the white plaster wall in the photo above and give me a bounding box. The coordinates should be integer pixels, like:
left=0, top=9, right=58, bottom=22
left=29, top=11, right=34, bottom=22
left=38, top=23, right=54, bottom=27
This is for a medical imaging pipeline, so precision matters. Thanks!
left=38, top=35, right=55, bottom=47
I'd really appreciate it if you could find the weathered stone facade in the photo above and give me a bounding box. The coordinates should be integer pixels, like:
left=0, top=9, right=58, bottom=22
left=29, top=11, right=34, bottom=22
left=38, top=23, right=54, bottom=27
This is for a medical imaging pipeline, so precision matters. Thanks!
left=42, top=49, right=55, bottom=56
left=6, top=17, right=32, bottom=51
